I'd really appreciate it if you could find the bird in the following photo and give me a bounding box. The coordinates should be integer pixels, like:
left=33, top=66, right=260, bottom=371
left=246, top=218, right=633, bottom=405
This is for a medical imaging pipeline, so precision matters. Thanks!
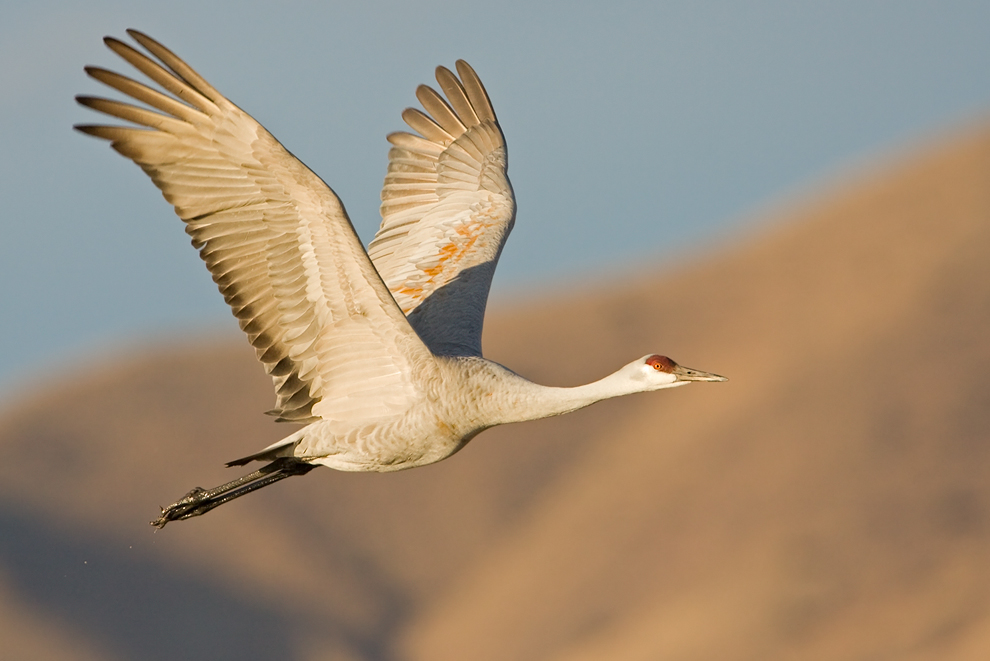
left=75, top=30, right=727, bottom=528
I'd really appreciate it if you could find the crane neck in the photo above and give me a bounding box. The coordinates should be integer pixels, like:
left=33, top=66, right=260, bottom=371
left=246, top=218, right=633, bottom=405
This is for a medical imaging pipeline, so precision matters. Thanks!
left=486, top=367, right=652, bottom=426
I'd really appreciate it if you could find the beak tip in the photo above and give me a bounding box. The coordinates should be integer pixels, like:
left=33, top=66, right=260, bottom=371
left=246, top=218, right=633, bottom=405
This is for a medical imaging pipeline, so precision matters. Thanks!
left=669, top=363, right=727, bottom=383
left=679, top=370, right=727, bottom=383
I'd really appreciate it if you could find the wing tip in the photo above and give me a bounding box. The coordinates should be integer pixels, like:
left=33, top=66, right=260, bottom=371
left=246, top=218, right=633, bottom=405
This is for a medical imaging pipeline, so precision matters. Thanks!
left=73, top=123, right=108, bottom=138
left=125, top=28, right=152, bottom=45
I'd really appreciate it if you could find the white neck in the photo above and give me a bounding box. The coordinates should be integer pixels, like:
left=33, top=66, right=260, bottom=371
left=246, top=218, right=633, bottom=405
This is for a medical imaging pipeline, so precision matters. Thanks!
left=488, top=367, right=683, bottom=426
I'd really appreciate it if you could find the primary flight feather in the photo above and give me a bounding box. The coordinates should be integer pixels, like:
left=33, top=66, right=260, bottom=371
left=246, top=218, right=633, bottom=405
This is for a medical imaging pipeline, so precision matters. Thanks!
left=75, top=30, right=726, bottom=528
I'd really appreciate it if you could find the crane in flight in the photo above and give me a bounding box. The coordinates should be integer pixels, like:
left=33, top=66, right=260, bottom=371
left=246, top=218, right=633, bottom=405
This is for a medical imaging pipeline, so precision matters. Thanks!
left=76, top=31, right=727, bottom=528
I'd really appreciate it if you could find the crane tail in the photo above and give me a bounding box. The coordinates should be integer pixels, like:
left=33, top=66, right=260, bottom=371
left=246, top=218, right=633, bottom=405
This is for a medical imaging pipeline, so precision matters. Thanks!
left=225, top=437, right=299, bottom=467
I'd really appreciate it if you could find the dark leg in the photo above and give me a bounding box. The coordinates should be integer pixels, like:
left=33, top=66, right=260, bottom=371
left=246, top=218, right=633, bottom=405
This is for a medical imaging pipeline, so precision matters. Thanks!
left=151, top=457, right=317, bottom=528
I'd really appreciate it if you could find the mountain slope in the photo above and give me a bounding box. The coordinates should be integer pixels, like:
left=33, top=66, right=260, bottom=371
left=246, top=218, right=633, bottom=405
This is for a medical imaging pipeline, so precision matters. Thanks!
left=402, top=123, right=990, bottom=660
left=0, top=123, right=988, bottom=660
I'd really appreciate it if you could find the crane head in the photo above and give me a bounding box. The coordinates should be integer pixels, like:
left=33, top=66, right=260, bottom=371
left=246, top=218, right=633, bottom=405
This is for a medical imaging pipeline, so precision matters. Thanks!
left=636, top=354, right=727, bottom=389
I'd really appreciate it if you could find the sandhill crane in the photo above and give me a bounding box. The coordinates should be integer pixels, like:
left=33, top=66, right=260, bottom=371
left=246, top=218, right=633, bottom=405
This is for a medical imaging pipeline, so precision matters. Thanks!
left=76, top=30, right=726, bottom=528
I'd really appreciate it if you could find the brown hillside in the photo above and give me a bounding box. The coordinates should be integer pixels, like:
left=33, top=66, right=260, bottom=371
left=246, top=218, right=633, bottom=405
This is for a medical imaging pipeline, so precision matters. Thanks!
left=403, top=124, right=990, bottom=661
left=0, top=123, right=988, bottom=661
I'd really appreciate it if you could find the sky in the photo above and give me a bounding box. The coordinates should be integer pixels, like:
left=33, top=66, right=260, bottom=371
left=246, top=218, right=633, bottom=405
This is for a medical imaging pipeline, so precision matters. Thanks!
left=2, top=1, right=990, bottom=395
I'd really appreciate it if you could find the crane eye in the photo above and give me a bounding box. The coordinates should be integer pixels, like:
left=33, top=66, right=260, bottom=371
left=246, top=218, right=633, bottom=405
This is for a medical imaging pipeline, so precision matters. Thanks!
left=646, top=355, right=676, bottom=372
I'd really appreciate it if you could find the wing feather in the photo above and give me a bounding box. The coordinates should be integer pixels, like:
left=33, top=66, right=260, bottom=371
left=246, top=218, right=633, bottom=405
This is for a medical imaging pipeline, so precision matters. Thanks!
left=415, top=85, right=466, bottom=137
left=77, top=30, right=434, bottom=424
left=435, top=67, right=480, bottom=126
left=369, top=61, right=515, bottom=356
left=400, top=108, right=454, bottom=145
left=456, top=61, right=497, bottom=123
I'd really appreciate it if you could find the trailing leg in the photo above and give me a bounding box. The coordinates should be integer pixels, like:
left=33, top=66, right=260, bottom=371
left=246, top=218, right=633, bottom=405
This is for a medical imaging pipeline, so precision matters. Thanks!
left=151, top=457, right=317, bottom=528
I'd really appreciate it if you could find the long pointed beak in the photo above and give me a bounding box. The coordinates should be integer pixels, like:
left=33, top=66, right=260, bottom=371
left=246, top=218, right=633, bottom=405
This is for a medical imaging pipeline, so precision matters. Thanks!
left=672, top=363, right=728, bottom=382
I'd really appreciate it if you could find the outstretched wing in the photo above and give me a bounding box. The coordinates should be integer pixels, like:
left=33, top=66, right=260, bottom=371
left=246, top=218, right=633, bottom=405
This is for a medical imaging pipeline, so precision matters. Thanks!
left=76, top=30, right=433, bottom=424
left=368, top=61, right=515, bottom=357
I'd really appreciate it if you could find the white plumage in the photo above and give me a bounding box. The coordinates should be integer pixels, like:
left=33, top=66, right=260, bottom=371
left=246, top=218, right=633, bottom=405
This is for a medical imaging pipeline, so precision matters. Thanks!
left=75, top=30, right=726, bottom=527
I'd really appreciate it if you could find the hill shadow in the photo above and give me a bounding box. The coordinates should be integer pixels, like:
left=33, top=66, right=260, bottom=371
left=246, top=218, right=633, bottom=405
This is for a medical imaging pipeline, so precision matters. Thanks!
left=0, top=506, right=298, bottom=661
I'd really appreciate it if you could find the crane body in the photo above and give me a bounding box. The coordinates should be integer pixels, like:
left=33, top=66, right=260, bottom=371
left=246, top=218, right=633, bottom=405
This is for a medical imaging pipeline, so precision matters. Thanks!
left=75, top=31, right=726, bottom=527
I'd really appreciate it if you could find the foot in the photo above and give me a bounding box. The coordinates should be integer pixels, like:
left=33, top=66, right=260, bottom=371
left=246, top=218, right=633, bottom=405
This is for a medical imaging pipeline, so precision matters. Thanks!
left=151, top=487, right=212, bottom=528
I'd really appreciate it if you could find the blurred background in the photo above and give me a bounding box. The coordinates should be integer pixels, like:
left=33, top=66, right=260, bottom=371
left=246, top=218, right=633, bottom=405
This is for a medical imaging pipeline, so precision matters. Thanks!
left=1, top=2, right=989, bottom=660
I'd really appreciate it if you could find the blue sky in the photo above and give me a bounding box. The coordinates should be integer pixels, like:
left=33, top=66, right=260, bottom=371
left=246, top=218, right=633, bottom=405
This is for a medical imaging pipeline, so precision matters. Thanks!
left=2, top=1, right=989, bottom=394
